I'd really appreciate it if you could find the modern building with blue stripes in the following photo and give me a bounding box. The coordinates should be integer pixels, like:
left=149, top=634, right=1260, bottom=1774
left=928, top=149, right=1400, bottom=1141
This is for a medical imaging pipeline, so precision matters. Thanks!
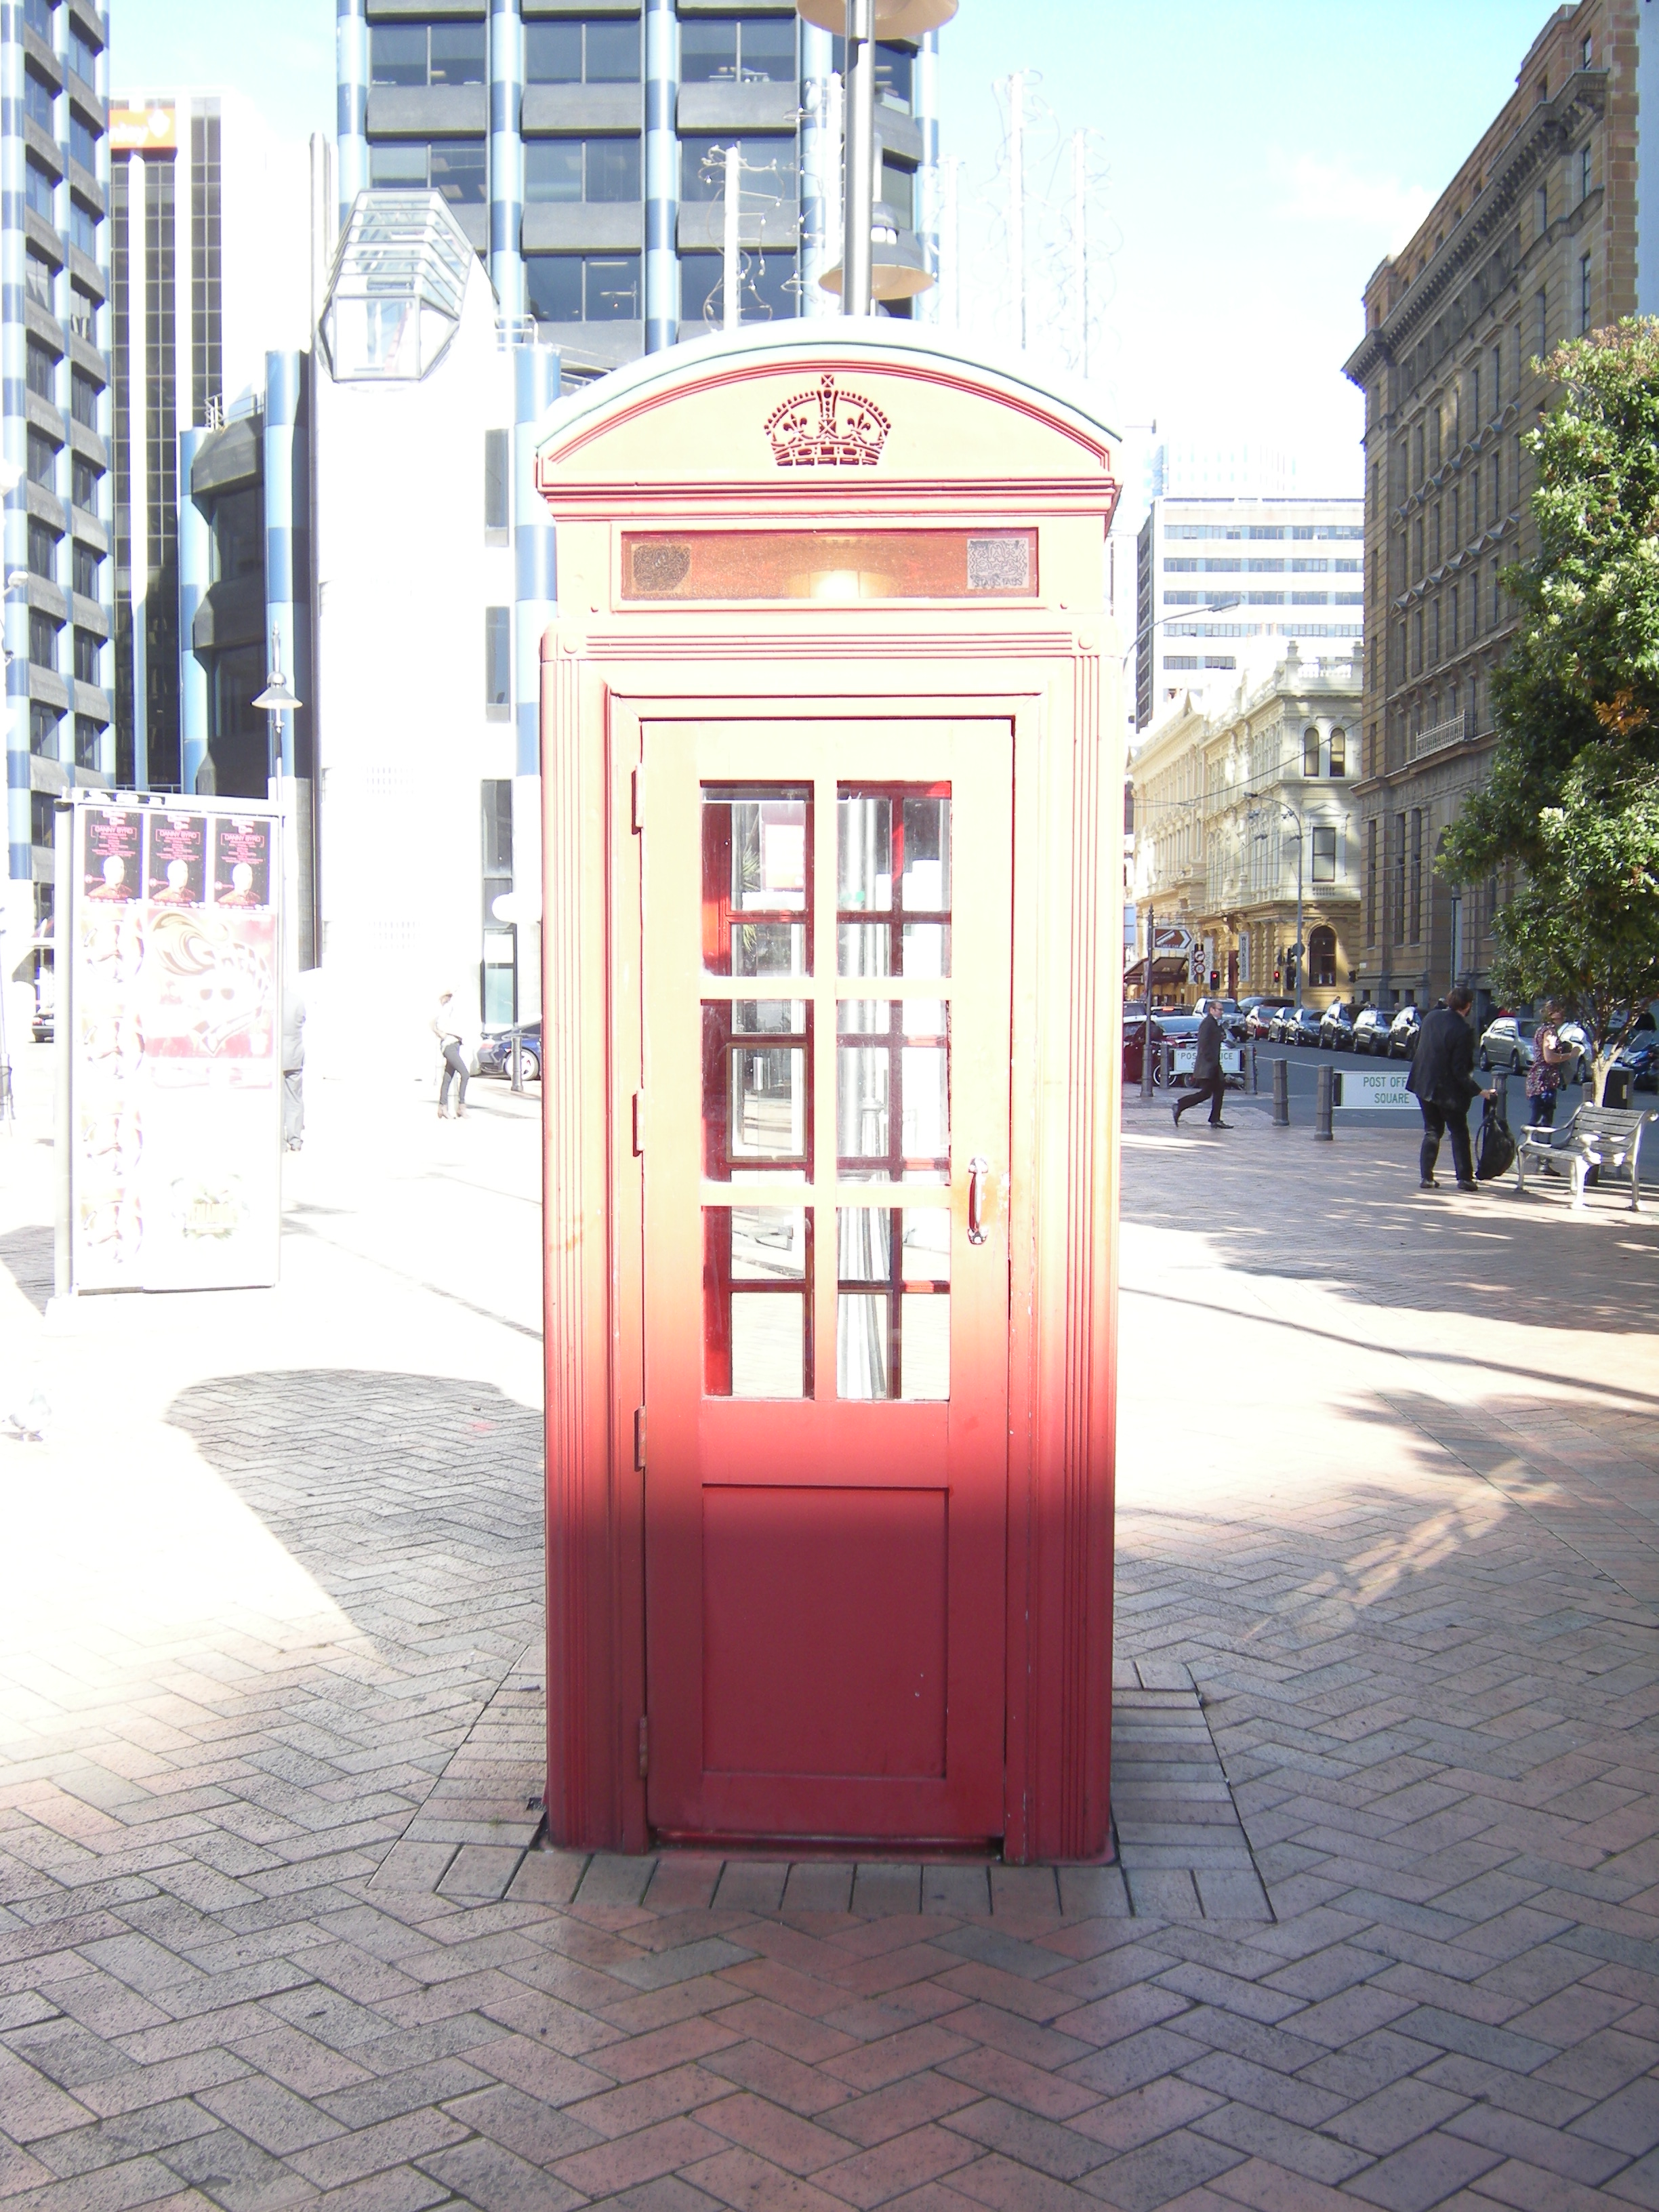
left=335, top=0, right=943, bottom=380
left=2, top=0, right=112, bottom=1006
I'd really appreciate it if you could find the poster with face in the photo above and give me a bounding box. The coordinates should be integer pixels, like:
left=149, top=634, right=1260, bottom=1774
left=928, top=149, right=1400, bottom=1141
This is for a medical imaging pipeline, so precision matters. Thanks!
left=69, top=796, right=282, bottom=1293
left=83, top=808, right=143, bottom=903
left=213, top=817, right=272, bottom=909
left=145, top=812, right=207, bottom=907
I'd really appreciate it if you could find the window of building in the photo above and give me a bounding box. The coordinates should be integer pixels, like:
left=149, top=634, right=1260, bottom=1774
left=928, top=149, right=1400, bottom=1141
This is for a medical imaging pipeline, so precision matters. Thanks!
left=27, top=430, right=56, bottom=491
left=23, top=68, right=54, bottom=134
left=68, top=285, right=97, bottom=343
left=208, top=644, right=268, bottom=796
left=524, top=17, right=640, bottom=83
left=1412, top=607, right=1422, bottom=675
left=30, top=791, right=53, bottom=847
left=1535, top=182, right=1548, bottom=237
left=28, top=609, right=58, bottom=671
left=830, top=35, right=914, bottom=106
left=1311, top=832, right=1336, bottom=886
left=680, top=249, right=799, bottom=326
left=1471, top=363, right=1479, bottom=428
left=73, top=628, right=99, bottom=684
left=1580, top=253, right=1592, bottom=333
left=1535, top=285, right=1547, bottom=360
left=1448, top=585, right=1458, bottom=655
left=25, top=340, right=55, bottom=403
left=68, top=112, right=97, bottom=173
left=369, top=140, right=487, bottom=206
left=70, top=369, right=99, bottom=429
left=523, top=134, right=640, bottom=203
left=485, top=428, right=508, bottom=532
left=75, top=714, right=100, bottom=768
left=191, top=110, right=224, bottom=429
left=23, top=0, right=54, bottom=38
left=209, top=486, right=263, bottom=583
left=1490, top=447, right=1500, bottom=521
left=369, top=22, right=487, bottom=87
left=485, top=605, right=510, bottom=709
left=1431, top=503, right=1441, bottom=565
left=1329, top=728, right=1347, bottom=777
left=1582, top=142, right=1593, bottom=201
left=72, top=540, right=99, bottom=598
left=69, top=197, right=100, bottom=257
left=28, top=520, right=56, bottom=580
left=25, top=251, right=53, bottom=310
left=526, top=251, right=640, bottom=323
left=1413, top=516, right=1423, bottom=576
left=1414, top=422, right=1425, bottom=483
left=1409, top=809, right=1423, bottom=942
left=71, top=453, right=99, bottom=508
left=1430, top=597, right=1440, bottom=663
left=879, top=154, right=916, bottom=228
left=682, top=15, right=797, bottom=83
left=1392, top=813, right=1406, bottom=944
left=1366, top=819, right=1378, bottom=945
left=1490, top=557, right=1501, bottom=628
left=69, top=24, right=98, bottom=83
left=24, top=160, right=55, bottom=222
left=681, top=134, right=798, bottom=210
left=1309, top=922, right=1336, bottom=985
left=1302, top=726, right=1319, bottom=777
left=30, top=705, right=59, bottom=762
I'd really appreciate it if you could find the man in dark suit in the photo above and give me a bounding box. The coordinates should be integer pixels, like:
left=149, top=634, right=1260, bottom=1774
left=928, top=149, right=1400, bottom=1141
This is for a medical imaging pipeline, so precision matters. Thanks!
left=1172, top=997, right=1232, bottom=1130
left=1406, top=983, right=1494, bottom=1190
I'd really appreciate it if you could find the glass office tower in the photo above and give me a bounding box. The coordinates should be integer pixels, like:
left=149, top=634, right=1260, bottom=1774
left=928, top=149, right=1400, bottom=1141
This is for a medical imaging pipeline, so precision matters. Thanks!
left=336, top=0, right=942, bottom=380
left=3, top=0, right=113, bottom=941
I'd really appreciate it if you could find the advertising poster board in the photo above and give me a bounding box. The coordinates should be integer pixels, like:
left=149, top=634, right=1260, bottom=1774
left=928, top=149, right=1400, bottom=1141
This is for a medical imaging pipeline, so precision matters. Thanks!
left=66, top=795, right=282, bottom=1292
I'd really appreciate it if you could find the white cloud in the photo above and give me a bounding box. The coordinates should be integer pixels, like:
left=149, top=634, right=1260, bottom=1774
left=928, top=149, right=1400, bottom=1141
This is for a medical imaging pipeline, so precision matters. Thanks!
left=1271, top=152, right=1435, bottom=256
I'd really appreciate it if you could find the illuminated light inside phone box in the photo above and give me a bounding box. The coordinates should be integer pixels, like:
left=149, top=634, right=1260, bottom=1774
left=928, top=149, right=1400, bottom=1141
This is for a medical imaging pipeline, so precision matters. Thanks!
left=621, top=528, right=1038, bottom=602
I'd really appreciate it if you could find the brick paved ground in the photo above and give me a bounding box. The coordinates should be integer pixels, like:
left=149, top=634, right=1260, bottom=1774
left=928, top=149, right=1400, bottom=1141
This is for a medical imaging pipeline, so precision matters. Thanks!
left=4, top=1053, right=1659, bottom=2211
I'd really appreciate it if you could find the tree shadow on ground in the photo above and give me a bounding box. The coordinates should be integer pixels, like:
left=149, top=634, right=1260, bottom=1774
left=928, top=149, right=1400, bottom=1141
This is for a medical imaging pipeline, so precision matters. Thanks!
left=0, top=1223, right=52, bottom=1314
left=163, top=1368, right=545, bottom=1661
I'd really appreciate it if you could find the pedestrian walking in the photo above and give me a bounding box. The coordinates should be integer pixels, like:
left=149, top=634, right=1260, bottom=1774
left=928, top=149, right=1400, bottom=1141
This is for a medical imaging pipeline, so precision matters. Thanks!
left=1406, top=983, right=1494, bottom=1191
left=1524, top=998, right=1572, bottom=1130
left=1171, top=996, right=1233, bottom=1130
left=432, top=989, right=470, bottom=1120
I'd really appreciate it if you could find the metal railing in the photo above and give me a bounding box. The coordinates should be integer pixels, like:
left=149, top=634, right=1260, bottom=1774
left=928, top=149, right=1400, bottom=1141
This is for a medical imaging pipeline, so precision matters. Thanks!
left=1409, top=707, right=1472, bottom=762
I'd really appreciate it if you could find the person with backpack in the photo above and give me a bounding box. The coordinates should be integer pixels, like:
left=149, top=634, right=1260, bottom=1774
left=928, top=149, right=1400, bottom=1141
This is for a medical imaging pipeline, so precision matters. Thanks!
left=1406, top=984, right=1496, bottom=1192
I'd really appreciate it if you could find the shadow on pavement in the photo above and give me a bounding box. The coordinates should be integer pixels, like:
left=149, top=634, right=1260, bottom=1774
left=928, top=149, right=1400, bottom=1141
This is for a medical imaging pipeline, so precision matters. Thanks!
left=0, top=1222, right=53, bottom=1315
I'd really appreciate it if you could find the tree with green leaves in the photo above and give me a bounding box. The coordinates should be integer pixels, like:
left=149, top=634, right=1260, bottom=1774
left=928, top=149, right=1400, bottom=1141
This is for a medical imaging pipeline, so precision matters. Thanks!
left=1441, top=318, right=1659, bottom=1096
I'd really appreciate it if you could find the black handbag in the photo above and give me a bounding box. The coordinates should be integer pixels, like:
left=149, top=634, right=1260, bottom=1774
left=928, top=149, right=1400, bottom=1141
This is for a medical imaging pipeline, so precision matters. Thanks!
left=1475, top=1094, right=1517, bottom=1181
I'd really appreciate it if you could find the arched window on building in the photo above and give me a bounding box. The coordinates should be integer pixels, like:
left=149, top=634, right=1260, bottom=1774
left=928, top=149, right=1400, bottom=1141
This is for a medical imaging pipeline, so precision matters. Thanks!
left=1309, top=923, right=1338, bottom=989
left=1303, top=726, right=1320, bottom=777
left=1328, top=726, right=1347, bottom=776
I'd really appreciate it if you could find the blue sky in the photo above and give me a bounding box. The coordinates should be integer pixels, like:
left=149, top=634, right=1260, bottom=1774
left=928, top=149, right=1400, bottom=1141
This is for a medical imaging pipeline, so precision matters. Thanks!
left=115, top=0, right=1562, bottom=490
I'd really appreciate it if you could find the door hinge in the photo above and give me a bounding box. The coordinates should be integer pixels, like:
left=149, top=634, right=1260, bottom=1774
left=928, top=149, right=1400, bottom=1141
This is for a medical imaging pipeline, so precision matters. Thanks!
left=638, top=1715, right=649, bottom=1778
left=632, top=764, right=644, bottom=832
left=632, top=1090, right=644, bottom=1155
left=634, top=1406, right=647, bottom=1471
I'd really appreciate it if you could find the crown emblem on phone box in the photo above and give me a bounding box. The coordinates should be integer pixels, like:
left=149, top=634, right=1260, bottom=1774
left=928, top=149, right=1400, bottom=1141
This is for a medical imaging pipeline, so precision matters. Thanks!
left=765, top=373, right=890, bottom=467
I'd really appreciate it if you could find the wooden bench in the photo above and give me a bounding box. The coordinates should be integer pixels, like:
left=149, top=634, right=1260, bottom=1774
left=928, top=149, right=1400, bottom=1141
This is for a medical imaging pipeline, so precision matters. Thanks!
left=1514, top=1103, right=1658, bottom=1212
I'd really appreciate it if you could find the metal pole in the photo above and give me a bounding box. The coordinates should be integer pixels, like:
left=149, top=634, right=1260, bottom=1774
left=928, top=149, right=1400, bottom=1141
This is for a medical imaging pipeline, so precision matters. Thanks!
left=1008, top=70, right=1025, bottom=349
left=1314, top=1061, right=1333, bottom=1141
left=511, top=1027, right=524, bottom=1094
left=1293, top=811, right=1305, bottom=1010
left=722, top=142, right=741, bottom=331
left=1272, top=1054, right=1289, bottom=1126
left=1140, top=903, right=1154, bottom=1101
left=1071, top=129, right=1086, bottom=378
left=842, top=0, right=874, bottom=316
left=1249, top=1040, right=1258, bottom=1095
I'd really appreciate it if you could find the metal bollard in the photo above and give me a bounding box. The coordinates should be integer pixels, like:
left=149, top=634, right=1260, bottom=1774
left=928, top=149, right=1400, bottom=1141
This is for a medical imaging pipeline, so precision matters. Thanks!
left=1249, top=1041, right=1258, bottom=1095
left=1314, top=1061, right=1334, bottom=1141
left=1272, top=1055, right=1289, bottom=1126
left=510, top=1029, right=525, bottom=1094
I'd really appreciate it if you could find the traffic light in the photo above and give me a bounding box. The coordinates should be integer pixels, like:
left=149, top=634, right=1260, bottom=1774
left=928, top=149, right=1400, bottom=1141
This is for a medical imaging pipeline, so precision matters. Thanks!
left=1208, top=968, right=1221, bottom=990
left=1273, top=966, right=1282, bottom=984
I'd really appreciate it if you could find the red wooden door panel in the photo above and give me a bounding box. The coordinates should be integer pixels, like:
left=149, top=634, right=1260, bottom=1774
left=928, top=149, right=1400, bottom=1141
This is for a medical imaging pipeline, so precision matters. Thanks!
left=642, top=720, right=1012, bottom=1845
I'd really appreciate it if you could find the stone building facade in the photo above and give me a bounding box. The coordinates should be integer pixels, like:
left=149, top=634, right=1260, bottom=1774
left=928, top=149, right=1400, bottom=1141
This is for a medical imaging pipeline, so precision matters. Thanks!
left=1128, top=647, right=1361, bottom=1010
left=1343, top=0, right=1638, bottom=1018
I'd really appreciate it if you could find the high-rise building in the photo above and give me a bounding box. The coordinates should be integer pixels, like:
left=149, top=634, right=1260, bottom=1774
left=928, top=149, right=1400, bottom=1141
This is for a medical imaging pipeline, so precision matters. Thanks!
left=106, top=89, right=310, bottom=794
left=2, top=0, right=113, bottom=989
left=335, top=0, right=943, bottom=380
left=1343, top=0, right=1643, bottom=1016
left=1134, top=495, right=1365, bottom=731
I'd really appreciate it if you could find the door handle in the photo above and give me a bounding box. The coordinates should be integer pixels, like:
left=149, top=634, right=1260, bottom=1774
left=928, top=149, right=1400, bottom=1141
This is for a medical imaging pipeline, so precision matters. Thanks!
left=967, top=1155, right=991, bottom=1246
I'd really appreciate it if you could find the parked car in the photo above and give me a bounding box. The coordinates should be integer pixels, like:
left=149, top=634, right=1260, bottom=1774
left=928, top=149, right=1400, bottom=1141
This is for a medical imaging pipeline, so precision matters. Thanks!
left=1612, top=1031, right=1659, bottom=1092
left=1319, top=1001, right=1359, bottom=1052
left=1558, top=1020, right=1591, bottom=1084
left=1388, top=1004, right=1423, bottom=1059
left=1351, top=1006, right=1393, bottom=1056
left=1478, top=1015, right=1538, bottom=1073
left=1244, top=997, right=1290, bottom=1040
left=1285, top=1007, right=1325, bottom=1048
left=477, top=1021, right=541, bottom=1083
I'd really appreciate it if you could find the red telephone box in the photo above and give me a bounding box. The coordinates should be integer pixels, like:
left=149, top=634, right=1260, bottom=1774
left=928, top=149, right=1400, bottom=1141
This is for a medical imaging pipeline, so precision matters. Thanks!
left=536, top=325, right=1122, bottom=1863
